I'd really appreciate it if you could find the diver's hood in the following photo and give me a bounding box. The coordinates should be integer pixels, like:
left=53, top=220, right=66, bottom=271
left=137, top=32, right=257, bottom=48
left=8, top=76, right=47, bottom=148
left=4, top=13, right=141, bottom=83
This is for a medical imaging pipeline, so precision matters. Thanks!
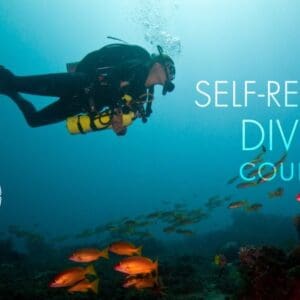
left=152, top=45, right=176, bottom=95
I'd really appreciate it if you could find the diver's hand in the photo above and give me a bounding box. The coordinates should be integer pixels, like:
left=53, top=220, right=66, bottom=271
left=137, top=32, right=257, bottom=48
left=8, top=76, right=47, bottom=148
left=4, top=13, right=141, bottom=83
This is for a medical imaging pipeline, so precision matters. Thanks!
left=115, top=127, right=127, bottom=136
left=111, top=108, right=127, bottom=136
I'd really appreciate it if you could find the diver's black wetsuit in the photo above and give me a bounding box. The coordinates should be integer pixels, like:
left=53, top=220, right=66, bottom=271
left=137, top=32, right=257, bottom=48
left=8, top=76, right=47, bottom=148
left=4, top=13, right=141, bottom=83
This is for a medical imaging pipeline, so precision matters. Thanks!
left=4, top=44, right=152, bottom=127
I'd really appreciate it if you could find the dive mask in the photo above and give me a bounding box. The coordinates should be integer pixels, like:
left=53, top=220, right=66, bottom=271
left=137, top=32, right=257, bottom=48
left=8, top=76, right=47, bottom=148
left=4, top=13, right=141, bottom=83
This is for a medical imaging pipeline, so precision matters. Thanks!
left=156, top=45, right=176, bottom=95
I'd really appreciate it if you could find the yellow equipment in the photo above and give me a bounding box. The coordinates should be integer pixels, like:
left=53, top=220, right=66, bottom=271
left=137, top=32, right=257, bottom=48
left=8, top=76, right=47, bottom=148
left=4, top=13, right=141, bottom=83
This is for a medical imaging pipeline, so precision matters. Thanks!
left=66, top=111, right=135, bottom=134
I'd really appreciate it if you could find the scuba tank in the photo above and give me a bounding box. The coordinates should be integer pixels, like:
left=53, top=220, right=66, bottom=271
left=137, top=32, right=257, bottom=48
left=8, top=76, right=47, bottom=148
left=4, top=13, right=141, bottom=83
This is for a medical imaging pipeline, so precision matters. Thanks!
left=66, top=110, right=135, bottom=134
left=66, top=93, right=135, bottom=134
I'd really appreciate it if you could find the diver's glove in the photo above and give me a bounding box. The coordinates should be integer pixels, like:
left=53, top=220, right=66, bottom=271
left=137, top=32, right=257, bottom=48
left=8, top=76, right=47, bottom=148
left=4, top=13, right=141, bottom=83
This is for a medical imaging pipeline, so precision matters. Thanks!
left=111, top=108, right=127, bottom=136
left=0, top=66, right=15, bottom=95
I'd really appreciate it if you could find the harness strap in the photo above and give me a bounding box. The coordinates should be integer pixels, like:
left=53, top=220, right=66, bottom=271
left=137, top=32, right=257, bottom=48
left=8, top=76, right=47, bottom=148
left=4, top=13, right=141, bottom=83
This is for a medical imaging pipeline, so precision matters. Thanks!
left=77, top=116, right=85, bottom=134
left=89, top=114, right=98, bottom=131
left=145, top=86, right=154, bottom=117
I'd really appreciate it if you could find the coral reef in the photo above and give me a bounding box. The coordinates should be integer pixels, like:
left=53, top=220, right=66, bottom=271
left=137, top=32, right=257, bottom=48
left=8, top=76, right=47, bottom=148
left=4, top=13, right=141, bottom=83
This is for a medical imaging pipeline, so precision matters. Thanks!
left=238, top=245, right=300, bottom=299
left=1, top=213, right=299, bottom=299
left=0, top=239, right=24, bottom=263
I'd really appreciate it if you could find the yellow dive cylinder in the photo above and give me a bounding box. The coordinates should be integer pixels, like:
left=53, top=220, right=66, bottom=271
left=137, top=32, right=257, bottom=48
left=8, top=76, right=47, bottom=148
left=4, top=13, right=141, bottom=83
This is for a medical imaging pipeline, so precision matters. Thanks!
left=66, top=111, right=135, bottom=134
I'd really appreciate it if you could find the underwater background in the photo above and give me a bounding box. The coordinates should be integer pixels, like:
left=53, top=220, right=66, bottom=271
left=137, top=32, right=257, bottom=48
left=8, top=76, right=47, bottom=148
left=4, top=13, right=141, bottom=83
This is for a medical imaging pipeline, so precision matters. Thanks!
left=0, top=1, right=300, bottom=299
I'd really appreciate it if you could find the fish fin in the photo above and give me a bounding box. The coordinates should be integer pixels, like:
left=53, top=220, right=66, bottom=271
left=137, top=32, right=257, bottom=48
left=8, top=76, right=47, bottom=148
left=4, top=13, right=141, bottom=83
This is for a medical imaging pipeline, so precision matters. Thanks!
left=90, top=278, right=99, bottom=294
left=101, top=247, right=109, bottom=259
left=136, top=246, right=143, bottom=256
left=85, top=264, right=97, bottom=277
left=154, top=259, right=159, bottom=273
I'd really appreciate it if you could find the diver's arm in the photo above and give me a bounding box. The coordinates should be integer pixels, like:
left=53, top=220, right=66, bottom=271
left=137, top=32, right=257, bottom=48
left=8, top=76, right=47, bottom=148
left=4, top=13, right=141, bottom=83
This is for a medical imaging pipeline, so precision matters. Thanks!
left=113, top=59, right=149, bottom=98
left=75, top=50, right=103, bottom=75
left=95, top=59, right=148, bottom=110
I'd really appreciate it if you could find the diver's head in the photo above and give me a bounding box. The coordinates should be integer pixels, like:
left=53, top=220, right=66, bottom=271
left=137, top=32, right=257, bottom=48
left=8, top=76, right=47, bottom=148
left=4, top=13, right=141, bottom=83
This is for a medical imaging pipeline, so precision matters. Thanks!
left=147, top=46, right=176, bottom=95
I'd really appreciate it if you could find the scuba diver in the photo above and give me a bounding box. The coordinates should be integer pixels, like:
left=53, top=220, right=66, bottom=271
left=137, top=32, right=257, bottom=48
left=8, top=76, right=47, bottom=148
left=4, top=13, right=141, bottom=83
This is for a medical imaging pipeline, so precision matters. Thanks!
left=0, top=42, right=175, bottom=135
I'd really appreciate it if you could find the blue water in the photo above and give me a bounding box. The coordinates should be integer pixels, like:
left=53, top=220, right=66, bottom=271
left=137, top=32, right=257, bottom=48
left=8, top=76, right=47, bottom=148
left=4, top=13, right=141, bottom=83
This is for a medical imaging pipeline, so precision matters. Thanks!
left=0, top=0, right=299, bottom=244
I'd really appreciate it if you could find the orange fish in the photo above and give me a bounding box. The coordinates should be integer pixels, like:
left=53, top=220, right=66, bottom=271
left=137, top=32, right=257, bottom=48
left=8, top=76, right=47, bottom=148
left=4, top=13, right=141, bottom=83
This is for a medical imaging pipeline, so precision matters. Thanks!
left=236, top=181, right=257, bottom=189
left=228, top=200, right=247, bottom=209
left=247, top=165, right=268, bottom=178
left=268, top=187, right=284, bottom=199
left=227, top=175, right=239, bottom=185
left=114, top=256, right=158, bottom=275
left=245, top=203, right=263, bottom=212
left=69, top=248, right=109, bottom=263
left=49, top=265, right=96, bottom=288
left=109, top=241, right=142, bottom=256
left=175, top=229, right=194, bottom=236
left=274, top=153, right=288, bottom=168
left=123, top=276, right=158, bottom=289
left=243, top=157, right=264, bottom=170
left=68, top=278, right=99, bottom=294
left=257, top=169, right=277, bottom=184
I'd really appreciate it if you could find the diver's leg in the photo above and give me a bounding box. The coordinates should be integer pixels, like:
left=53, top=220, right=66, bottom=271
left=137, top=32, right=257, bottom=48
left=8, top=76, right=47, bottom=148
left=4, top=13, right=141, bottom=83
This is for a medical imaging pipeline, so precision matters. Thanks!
left=0, top=67, right=15, bottom=95
left=9, top=92, right=80, bottom=127
left=0, top=66, right=89, bottom=97
left=14, top=72, right=90, bottom=97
